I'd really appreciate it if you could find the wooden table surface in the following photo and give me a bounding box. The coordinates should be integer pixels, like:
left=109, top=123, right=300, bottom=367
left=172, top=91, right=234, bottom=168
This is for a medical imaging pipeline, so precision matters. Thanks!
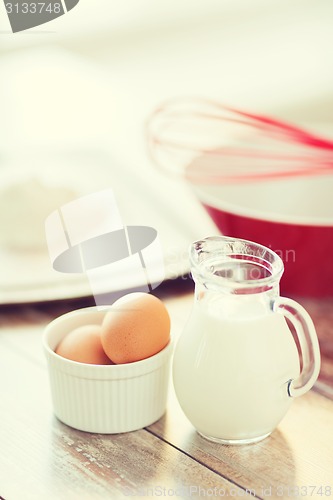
left=0, top=278, right=332, bottom=500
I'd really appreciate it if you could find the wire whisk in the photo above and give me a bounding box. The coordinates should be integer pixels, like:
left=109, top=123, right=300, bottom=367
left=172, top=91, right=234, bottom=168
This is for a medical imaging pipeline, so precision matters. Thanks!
left=146, top=97, right=333, bottom=184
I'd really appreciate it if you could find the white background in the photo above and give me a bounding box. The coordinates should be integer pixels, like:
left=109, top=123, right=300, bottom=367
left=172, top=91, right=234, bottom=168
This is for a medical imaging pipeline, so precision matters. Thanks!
left=0, top=0, right=332, bottom=300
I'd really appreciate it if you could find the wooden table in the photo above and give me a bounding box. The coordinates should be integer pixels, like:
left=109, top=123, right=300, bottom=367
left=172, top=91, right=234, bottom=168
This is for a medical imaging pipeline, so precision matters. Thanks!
left=1, top=279, right=332, bottom=500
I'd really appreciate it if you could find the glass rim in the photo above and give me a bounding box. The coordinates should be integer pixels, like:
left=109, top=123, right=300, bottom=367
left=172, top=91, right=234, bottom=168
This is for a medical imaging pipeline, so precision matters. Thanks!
left=190, top=235, right=284, bottom=290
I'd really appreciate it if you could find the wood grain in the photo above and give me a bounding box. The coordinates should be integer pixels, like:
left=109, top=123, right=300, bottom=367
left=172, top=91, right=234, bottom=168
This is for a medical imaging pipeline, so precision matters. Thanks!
left=0, top=279, right=333, bottom=500
left=0, top=338, right=249, bottom=500
left=0, top=291, right=247, bottom=500
left=149, top=381, right=333, bottom=497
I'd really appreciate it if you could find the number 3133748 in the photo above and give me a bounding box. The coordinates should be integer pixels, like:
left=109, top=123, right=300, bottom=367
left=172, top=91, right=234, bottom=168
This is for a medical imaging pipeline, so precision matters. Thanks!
left=5, top=3, right=62, bottom=14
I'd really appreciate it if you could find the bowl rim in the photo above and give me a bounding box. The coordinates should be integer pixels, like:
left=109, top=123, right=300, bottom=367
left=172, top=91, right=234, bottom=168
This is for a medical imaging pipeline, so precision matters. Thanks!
left=43, top=305, right=173, bottom=379
left=194, top=184, right=333, bottom=227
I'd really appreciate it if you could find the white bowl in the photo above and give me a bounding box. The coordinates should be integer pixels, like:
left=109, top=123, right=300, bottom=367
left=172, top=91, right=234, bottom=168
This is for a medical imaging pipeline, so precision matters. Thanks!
left=43, top=306, right=173, bottom=433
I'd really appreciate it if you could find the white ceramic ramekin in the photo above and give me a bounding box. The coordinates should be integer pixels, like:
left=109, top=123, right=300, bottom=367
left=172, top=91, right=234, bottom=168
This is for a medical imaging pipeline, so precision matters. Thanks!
left=43, top=306, right=173, bottom=433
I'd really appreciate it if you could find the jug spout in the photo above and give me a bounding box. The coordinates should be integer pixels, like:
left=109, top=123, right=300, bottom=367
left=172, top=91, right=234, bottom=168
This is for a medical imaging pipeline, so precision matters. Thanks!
left=190, top=236, right=284, bottom=294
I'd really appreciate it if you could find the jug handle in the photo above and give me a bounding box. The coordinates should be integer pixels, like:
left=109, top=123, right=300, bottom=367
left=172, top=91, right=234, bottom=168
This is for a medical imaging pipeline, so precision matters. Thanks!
left=273, top=297, right=321, bottom=398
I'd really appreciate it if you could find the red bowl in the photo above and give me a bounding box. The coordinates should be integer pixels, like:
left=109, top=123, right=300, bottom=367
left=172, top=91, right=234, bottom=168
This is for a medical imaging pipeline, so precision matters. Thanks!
left=192, top=175, right=333, bottom=297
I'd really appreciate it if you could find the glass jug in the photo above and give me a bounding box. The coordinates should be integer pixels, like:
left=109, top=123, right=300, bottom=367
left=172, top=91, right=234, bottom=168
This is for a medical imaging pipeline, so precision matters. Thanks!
left=173, top=236, right=321, bottom=445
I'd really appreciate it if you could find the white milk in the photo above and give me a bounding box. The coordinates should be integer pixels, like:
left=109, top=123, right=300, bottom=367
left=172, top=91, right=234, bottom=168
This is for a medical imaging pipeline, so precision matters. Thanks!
left=173, top=297, right=300, bottom=442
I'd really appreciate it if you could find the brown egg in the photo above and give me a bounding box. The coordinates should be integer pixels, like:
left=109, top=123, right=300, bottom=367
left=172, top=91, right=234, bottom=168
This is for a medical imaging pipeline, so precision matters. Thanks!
left=101, top=293, right=171, bottom=364
left=55, top=324, right=113, bottom=365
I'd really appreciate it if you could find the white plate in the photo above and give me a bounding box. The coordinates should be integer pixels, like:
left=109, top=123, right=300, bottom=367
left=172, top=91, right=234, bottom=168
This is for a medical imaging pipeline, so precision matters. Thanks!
left=0, top=150, right=217, bottom=304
